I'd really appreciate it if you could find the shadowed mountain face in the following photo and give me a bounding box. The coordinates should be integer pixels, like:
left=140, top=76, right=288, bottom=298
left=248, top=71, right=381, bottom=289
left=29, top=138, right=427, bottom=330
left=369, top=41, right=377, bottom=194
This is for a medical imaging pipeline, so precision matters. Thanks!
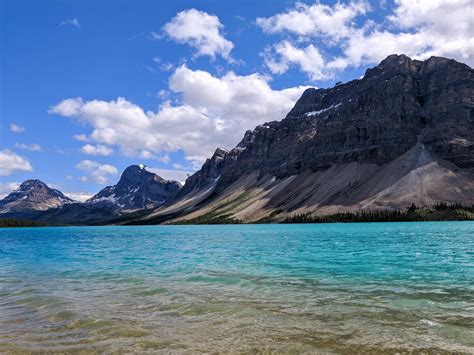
left=214, top=54, right=473, bottom=186
left=0, top=180, right=73, bottom=213
left=87, top=165, right=182, bottom=211
left=140, top=55, right=474, bottom=224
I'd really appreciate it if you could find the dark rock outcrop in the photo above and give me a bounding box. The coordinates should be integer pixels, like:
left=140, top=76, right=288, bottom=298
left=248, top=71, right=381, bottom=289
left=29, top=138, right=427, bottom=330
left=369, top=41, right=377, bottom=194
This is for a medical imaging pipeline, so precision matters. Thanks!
left=0, top=180, right=73, bottom=213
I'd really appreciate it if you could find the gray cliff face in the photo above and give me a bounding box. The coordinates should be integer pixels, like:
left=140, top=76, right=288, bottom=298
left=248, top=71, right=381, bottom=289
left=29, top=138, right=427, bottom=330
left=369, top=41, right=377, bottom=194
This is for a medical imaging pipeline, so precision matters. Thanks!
left=87, top=165, right=182, bottom=210
left=187, top=55, right=473, bottom=191
left=0, top=180, right=73, bottom=213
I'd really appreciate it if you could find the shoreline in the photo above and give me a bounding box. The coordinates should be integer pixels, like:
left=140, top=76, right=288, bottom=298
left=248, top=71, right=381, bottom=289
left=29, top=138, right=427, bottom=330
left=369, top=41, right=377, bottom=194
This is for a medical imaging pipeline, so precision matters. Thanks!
left=1, top=205, right=473, bottom=228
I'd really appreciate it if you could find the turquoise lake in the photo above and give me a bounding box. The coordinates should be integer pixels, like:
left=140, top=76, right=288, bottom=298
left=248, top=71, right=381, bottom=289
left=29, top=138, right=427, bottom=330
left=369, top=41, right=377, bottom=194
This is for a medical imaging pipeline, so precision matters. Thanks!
left=0, top=222, right=473, bottom=353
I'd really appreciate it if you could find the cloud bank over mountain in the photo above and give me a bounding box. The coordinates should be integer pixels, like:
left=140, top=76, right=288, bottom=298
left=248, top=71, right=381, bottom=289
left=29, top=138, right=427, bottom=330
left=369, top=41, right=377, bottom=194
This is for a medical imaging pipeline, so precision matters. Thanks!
left=50, top=66, right=308, bottom=167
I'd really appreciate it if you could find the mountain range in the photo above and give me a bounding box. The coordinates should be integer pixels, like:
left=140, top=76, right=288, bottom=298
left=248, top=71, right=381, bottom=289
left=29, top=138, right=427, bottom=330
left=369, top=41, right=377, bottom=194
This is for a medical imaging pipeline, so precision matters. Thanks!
left=1, top=54, right=473, bottom=225
left=0, top=165, right=181, bottom=224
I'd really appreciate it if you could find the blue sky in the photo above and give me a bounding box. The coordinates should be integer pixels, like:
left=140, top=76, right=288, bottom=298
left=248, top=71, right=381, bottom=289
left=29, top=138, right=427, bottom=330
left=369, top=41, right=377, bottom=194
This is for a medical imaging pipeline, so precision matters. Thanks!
left=1, top=0, right=472, bottom=200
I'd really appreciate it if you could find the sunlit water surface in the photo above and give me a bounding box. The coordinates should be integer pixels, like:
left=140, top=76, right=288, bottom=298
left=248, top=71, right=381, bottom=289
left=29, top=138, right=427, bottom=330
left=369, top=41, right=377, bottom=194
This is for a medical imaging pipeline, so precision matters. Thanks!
left=0, top=222, right=473, bottom=353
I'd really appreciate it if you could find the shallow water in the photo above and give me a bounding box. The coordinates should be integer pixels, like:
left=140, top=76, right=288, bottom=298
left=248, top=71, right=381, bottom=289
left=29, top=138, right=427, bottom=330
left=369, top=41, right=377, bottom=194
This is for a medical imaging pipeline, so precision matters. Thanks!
left=0, top=222, right=473, bottom=353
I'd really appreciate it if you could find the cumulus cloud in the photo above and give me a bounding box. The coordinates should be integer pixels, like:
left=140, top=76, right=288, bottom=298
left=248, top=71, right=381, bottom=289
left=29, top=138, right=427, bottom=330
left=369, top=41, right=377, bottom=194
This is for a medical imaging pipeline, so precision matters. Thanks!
left=386, top=0, right=473, bottom=63
left=10, top=123, right=25, bottom=133
left=0, top=182, right=20, bottom=198
left=76, top=160, right=118, bottom=184
left=60, top=18, right=80, bottom=28
left=50, top=65, right=308, bottom=166
left=14, top=143, right=42, bottom=152
left=256, top=0, right=369, bottom=42
left=0, top=149, right=33, bottom=176
left=162, top=9, right=234, bottom=60
left=258, top=0, right=474, bottom=79
left=80, top=144, right=113, bottom=156
left=263, top=41, right=330, bottom=80
left=50, top=97, right=82, bottom=116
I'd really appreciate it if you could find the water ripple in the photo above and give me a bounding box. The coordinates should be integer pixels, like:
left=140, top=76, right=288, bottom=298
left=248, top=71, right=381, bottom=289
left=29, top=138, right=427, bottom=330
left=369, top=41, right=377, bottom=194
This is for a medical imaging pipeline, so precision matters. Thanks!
left=0, top=222, right=473, bottom=352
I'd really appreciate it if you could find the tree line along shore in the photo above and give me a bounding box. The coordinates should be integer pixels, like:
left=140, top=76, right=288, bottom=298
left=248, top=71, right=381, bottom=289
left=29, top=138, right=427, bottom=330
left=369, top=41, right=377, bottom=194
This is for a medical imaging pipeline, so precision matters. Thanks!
left=1, top=203, right=473, bottom=227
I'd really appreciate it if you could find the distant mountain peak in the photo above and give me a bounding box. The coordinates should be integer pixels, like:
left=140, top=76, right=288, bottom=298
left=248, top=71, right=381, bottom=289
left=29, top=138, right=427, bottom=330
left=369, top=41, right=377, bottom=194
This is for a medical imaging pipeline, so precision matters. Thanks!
left=18, top=179, right=47, bottom=189
left=0, top=179, right=73, bottom=213
left=87, top=164, right=181, bottom=210
left=125, top=164, right=146, bottom=172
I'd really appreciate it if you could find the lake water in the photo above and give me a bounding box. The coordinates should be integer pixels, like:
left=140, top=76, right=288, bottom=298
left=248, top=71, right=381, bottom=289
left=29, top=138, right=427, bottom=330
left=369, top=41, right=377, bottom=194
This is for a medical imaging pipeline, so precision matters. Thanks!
left=0, top=222, right=473, bottom=353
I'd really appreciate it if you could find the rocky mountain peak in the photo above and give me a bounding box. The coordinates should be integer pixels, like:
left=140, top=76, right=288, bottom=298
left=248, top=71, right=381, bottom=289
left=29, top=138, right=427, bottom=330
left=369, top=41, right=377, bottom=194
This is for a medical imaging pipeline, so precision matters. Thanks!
left=363, top=53, right=465, bottom=80
left=87, top=165, right=181, bottom=210
left=17, top=179, right=48, bottom=191
left=210, top=148, right=228, bottom=163
left=176, top=148, right=229, bottom=197
left=181, top=54, right=473, bottom=196
left=138, top=54, right=473, bottom=224
left=0, top=179, right=73, bottom=213
left=118, top=164, right=165, bottom=186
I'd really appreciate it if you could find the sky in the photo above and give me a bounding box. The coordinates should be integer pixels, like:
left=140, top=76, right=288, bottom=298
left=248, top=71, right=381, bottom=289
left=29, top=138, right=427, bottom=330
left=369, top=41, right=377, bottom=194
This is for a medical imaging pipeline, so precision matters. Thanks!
left=1, top=0, right=473, bottom=201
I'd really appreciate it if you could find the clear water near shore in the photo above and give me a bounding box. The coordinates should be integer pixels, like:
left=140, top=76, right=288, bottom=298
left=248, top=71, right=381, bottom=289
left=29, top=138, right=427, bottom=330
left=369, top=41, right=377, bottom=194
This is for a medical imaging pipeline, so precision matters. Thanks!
left=0, top=222, right=473, bottom=353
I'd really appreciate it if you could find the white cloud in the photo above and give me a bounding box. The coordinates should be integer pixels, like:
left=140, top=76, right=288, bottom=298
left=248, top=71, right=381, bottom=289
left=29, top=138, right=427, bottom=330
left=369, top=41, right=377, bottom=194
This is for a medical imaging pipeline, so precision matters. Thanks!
left=60, top=18, right=80, bottom=28
left=258, top=0, right=474, bottom=79
left=328, top=0, right=474, bottom=70
left=49, top=97, right=83, bottom=116
left=10, top=123, right=25, bottom=133
left=387, top=0, right=473, bottom=64
left=0, top=182, right=20, bottom=198
left=256, top=0, right=369, bottom=42
left=76, top=160, right=118, bottom=184
left=80, top=144, right=113, bottom=156
left=64, top=191, right=94, bottom=202
left=146, top=167, right=191, bottom=185
left=172, top=163, right=185, bottom=170
left=73, top=134, right=90, bottom=142
left=50, top=65, right=308, bottom=167
left=14, top=143, right=42, bottom=152
left=263, top=41, right=330, bottom=80
left=0, top=149, right=33, bottom=176
left=162, top=9, right=234, bottom=60
left=137, top=150, right=170, bottom=162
